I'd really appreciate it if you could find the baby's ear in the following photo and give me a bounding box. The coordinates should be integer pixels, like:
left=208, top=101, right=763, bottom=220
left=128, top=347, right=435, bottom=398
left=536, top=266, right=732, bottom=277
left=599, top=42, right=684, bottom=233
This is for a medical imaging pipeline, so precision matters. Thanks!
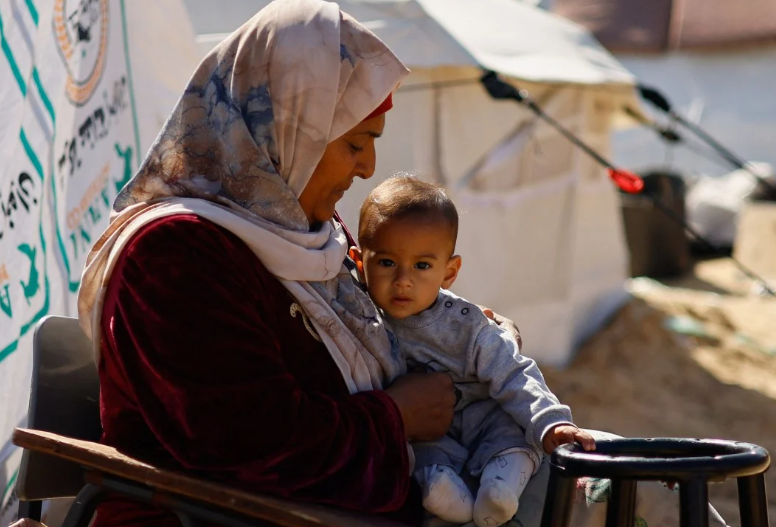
left=442, top=255, right=462, bottom=289
left=348, top=246, right=365, bottom=281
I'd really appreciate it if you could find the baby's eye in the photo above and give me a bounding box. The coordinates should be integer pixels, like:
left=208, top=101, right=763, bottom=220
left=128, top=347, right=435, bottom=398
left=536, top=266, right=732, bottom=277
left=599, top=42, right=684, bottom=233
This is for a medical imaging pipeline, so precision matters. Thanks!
left=415, top=262, right=431, bottom=270
left=378, top=259, right=396, bottom=267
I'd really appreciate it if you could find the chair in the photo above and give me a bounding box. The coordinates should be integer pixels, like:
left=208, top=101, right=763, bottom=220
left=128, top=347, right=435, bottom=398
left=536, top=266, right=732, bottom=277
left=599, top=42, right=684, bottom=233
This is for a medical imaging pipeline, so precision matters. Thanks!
left=13, top=316, right=406, bottom=527
left=15, top=315, right=101, bottom=523
left=541, top=438, right=771, bottom=527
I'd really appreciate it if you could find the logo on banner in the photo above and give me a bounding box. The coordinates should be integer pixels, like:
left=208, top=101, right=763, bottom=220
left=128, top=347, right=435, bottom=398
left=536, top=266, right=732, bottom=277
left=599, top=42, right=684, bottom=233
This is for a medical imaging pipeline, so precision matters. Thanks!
left=51, top=0, right=141, bottom=293
left=53, top=0, right=109, bottom=105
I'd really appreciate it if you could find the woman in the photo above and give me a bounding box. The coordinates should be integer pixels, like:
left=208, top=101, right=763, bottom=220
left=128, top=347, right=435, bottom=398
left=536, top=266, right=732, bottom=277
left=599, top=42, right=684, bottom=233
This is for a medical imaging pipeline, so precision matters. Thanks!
left=75, top=1, right=729, bottom=526
left=78, top=1, right=449, bottom=524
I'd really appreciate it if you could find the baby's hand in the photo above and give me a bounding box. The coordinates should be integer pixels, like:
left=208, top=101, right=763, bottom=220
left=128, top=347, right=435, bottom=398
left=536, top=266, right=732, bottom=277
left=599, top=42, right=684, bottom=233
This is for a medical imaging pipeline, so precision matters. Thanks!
left=542, top=424, right=596, bottom=454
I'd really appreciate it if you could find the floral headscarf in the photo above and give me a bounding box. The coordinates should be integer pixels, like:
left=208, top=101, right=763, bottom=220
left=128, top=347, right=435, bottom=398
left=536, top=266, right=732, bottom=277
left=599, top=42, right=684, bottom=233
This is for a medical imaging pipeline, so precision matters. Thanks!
left=78, top=0, right=410, bottom=392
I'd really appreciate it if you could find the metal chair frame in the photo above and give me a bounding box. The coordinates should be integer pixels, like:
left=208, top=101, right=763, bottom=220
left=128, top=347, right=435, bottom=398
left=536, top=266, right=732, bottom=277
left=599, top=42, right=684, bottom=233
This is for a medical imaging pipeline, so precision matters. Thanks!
left=13, top=316, right=403, bottom=527
left=541, top=438, right=771, bottom=527
left=13, top=316, right=773, bottom=527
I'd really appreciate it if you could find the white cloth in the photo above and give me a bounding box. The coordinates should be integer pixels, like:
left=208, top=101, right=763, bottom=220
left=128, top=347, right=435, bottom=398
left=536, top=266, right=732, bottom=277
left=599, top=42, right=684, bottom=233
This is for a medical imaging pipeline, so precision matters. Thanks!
left=474, top=451, right=535, bottom=527
left=77, top=0, right=410, bottom=393
left=418, top=464, right=475, bottom=524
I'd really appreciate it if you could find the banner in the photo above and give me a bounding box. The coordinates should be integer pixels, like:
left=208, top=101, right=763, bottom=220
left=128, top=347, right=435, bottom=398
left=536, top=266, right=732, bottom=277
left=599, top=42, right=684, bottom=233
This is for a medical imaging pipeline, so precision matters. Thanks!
left=0, top=0, right=199, bottom=521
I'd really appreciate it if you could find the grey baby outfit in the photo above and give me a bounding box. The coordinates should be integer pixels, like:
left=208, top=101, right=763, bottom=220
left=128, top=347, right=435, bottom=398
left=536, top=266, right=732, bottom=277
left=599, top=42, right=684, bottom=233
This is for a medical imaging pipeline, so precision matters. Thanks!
left=385, top=289, right=573, bottom=477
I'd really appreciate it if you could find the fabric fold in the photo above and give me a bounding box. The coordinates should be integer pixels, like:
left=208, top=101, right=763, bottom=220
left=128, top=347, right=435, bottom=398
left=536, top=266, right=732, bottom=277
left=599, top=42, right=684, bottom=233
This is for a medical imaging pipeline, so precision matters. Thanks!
left=78, top=0, right=410, bottom=393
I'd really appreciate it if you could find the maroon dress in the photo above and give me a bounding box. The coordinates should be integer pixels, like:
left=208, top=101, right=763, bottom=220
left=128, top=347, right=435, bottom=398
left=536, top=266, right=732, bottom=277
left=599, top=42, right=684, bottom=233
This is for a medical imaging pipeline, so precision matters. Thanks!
left=94, top=214, right=420, bottom=526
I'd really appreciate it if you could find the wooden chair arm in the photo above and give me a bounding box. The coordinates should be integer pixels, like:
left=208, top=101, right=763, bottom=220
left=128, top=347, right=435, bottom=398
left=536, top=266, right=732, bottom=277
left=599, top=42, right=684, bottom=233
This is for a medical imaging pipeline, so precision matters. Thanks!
left=13, top=428, right=405, bottom=527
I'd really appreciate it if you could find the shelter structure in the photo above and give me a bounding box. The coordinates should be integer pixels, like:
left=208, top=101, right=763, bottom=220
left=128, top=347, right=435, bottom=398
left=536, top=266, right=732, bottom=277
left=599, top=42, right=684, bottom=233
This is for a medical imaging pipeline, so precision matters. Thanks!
left=552, top=0, right=776, bottom=177
left=187, top=0, right=639, bottom=366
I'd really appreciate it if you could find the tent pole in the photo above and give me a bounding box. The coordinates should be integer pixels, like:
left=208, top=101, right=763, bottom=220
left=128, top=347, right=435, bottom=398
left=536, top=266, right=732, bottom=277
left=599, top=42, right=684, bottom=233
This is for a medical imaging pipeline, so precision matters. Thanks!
left=480, top=70, right=776, bottom=296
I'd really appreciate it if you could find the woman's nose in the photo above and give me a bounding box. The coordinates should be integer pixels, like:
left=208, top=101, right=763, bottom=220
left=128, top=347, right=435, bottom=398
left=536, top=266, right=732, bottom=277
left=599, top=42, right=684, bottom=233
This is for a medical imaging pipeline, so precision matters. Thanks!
left=356, top=143, right=377, bottom=180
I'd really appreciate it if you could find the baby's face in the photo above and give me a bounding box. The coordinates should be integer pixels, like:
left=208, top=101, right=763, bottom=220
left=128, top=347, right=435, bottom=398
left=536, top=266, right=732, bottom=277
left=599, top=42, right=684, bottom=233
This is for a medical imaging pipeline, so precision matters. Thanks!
left=360, top=217, right=460, bottom=319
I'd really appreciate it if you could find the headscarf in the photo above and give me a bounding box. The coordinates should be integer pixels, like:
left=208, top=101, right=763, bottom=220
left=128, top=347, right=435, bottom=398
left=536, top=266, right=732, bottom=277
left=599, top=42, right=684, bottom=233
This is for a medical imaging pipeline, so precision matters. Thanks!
left=77, top=0, right=410, bottom=393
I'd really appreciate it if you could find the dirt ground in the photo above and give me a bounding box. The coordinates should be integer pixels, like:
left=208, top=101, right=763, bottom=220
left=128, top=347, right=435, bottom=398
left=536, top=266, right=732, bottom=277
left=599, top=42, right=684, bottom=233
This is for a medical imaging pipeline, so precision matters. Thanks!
left=541, top=258, right=776, bottom=526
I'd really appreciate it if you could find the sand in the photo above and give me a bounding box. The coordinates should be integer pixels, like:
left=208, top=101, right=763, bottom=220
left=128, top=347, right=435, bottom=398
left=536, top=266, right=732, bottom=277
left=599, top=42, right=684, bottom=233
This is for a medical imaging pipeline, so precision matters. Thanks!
left=541, top=258, right=776, bottom=525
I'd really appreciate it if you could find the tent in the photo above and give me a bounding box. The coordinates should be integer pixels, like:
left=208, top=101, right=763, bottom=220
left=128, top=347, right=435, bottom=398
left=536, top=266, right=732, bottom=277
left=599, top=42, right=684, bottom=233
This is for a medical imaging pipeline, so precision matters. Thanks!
left=186, top=0, right=638, bottom=366
left=0, top=0, right=200, bottom=521
left=552, top=0, right=776, bottom=178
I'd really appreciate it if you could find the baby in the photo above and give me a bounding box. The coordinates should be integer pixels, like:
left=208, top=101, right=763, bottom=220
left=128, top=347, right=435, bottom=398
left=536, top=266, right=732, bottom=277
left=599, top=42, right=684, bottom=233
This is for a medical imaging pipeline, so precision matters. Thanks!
left=349, top=176, right=595, bottom=527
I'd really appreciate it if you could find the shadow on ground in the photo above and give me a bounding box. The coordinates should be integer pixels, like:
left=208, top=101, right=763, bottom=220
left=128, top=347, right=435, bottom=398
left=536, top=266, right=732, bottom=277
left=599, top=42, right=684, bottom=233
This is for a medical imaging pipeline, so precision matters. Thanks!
left=542, top=298, right=776, bottom=526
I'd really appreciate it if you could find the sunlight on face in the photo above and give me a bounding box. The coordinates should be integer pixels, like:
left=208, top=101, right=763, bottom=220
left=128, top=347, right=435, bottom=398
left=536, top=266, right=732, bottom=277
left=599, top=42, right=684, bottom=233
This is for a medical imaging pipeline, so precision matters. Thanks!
left=360, top=217, right=461, bottom=319
left=298, top=115, right=385, bottom=227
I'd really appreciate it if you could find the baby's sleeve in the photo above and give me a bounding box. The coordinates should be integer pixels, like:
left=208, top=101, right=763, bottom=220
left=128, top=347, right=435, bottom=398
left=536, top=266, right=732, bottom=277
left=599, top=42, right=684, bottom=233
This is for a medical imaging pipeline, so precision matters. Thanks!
left=472, top=323, right=574, bottom=452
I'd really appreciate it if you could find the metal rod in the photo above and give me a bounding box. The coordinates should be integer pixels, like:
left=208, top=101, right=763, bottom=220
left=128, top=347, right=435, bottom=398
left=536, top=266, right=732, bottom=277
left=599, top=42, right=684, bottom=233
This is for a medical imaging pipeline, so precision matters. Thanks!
left=96, top=474, right=277, bottom=527
left=530, top=93, right=775, bottom=295
left=540, top=467, right=576, bottom=527
left=606, top=479, right=637, bottom=527
left=671, top=114, right=747, bottom=170
left=60, top=484, right=107, bottom=527
left=647, top=194, right=776, bottom=295
left=679, top=478, right=709, bottom=527
left=638, top=84, right=776, bottom=194
left=738, top=474, right=770, bottom=527
left=525, top=100, right=614, bottom=169
left=671, top=113, right=776, bottom=194
left=484, top=73, right=776, bottom=296
left=16, top=500, right=42, bottom=522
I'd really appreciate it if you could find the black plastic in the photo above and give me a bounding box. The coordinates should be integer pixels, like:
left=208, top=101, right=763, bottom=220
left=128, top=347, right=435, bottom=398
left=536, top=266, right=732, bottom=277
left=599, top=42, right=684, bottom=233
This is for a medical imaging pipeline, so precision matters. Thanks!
left=540, top=469, right=575, bottom=527
left=16, top=316, right=101, bottom=503
left=60, top=484, right=107, bottom=527
left=680, top=477, right=709, bottom=527
left=739, top=474, right=769, bottom=527
left=551, top=438, right=770, bottom=482
left=542, top=438, right=770, bottom=527
left=16, top=500, right=42, bottom=522
left=620, top=171, right=691, bottom=278
left=606, top=479, right=637, bottom=527
left=480, top=70, right=524, bottom=102
left=638, top=85, right=673, bottom=113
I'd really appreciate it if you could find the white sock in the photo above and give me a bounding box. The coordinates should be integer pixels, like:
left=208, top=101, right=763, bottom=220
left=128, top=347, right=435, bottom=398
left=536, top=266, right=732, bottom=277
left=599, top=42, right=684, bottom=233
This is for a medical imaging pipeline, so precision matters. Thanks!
left=417, top=464, right=475, bottom=524
left=474, top=452, right=535, bottom=527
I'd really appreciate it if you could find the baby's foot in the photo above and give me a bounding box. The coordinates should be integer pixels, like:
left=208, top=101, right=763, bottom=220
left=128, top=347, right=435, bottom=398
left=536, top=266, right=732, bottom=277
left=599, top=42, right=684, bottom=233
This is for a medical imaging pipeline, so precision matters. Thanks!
left=421, top=465, right=475, bottom=524
left=473, top=478, right=518, bottom=527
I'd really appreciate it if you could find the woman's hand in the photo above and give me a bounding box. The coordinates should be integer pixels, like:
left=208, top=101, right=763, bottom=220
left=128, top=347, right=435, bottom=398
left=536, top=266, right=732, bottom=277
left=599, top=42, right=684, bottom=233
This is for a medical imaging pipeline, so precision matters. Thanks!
left=386, top=373, right=456, bottom=441
left=479, top=306, right=522, bottom=349
left=542, top=424, right=596, bottom=454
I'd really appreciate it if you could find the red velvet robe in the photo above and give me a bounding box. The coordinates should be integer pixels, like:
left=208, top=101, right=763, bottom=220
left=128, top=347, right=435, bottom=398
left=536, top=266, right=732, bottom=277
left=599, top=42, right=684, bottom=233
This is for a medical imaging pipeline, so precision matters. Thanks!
left=94, top=214, right=421, bottom=526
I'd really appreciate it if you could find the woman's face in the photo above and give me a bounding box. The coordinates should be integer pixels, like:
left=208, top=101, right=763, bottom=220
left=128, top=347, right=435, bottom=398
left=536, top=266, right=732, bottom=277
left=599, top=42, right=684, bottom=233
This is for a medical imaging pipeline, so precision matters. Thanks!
left=298, top=114, right=385, bottom=227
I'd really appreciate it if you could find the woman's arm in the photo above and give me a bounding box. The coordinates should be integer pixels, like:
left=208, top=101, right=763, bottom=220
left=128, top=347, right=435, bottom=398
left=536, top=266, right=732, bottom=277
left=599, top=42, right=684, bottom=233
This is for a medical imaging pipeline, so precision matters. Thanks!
left=102, top=216, right=410, bottom=512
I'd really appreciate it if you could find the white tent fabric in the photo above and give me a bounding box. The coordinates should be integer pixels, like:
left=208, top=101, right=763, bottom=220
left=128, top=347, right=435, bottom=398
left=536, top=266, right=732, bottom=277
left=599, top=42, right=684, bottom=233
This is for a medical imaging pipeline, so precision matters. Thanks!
left=190, top=0, right=635, bottom=86
left=187, top=0, right=635, bottom=367
left=613, top=48, right=776, bottom=178
left=415, top=0, right=635, bottom=86
left=0, top=0, right=199, bottom=521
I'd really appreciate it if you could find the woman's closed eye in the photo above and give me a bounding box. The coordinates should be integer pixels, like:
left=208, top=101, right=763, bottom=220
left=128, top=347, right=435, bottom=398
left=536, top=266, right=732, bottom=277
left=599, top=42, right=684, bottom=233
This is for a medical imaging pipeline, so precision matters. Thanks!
left=347, top=141, right=364, bottom=153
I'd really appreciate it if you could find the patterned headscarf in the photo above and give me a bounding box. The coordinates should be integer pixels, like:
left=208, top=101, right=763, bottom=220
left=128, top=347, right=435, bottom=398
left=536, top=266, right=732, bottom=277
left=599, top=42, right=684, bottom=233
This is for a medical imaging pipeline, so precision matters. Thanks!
left=78, top=0, right=410, bottom=393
